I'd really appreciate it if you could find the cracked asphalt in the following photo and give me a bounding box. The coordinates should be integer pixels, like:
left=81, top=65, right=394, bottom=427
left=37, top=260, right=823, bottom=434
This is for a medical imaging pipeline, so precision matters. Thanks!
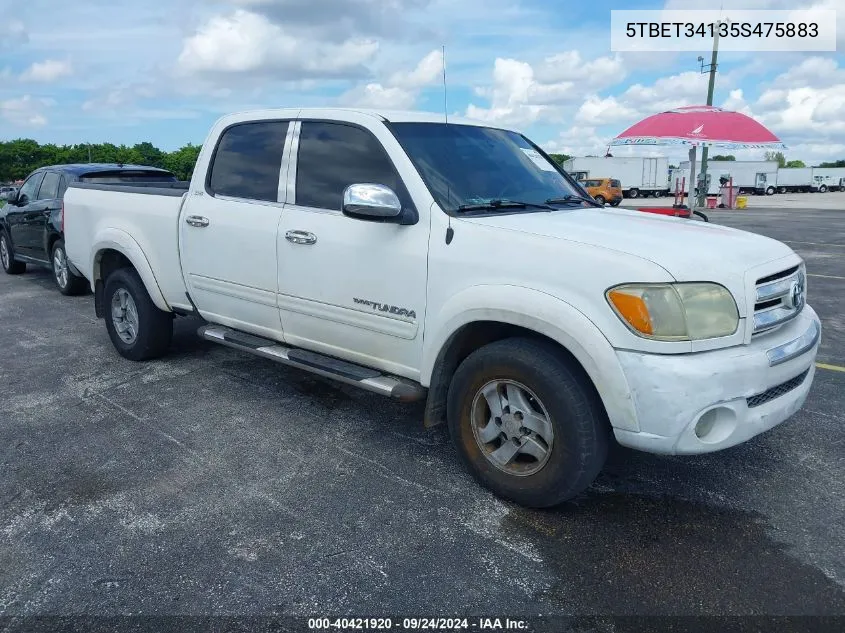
left=0, top=207, right=843, bottom=628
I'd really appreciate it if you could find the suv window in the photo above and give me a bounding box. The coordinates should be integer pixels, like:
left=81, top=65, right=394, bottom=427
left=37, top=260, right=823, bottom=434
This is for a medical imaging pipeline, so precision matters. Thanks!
left=208, top=120, right=290, bottom=202
left=57, top=176, right=69, bottom=199
left=296, top=121, right=406, bottom=211
left=16, top=172, right=45, bottom=205
left=584, top=179, right=603, bottom=188
left=610, top=179, right=621, bottom=188
left=38, top=171, right=61, bottom=200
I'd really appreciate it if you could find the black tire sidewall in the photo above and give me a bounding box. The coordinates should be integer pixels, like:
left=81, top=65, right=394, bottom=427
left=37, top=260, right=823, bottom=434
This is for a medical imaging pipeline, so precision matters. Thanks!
left=1, top=231, right=23, bottom=274
left=51, top=239, right=86, bottom=296
left=447, top=339, right=608, bottom=507
left=103, top=268, right=172, bottom=361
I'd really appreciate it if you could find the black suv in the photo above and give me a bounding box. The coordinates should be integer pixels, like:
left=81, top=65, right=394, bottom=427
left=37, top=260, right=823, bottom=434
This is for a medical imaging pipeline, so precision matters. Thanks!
left=0, top=164, right=176, bottom=294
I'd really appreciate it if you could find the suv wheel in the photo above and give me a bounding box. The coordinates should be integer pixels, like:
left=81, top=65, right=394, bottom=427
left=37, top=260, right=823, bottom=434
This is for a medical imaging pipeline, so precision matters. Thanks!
left=447, top=338, right=609, bottom=508
left=104, top=267, right=173, bottom=361
left=0, top=232, right=26, bottom=274
left=594, top=195, right=605, bottom=206
left=51, top=239, right=87, bottom=296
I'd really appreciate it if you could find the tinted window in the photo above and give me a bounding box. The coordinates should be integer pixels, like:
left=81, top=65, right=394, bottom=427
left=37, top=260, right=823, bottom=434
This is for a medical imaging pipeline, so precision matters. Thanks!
left=388, top=123, right=580, bottom=212
left=296, top=121, right=406, bottom=211
left=38, top=171, right=61, bottom=200
left=208, top=121, right=289, bottom=201
left=80, top=171, right=177, bottom=184
left=57, top=176, right=69, bottom=199
left=584, top=179, right=603, bottom=188
left=610, top=179, right=621, bottom=188
left=17, top=172, right=45, bottom=204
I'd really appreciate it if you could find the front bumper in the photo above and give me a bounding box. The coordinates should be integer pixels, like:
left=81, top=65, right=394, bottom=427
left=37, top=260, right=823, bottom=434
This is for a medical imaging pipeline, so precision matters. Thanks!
left=612, top=306, right=821, bottom=455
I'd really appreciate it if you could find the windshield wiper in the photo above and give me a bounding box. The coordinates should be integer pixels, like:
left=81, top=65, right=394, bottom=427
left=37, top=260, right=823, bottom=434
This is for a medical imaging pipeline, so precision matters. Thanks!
left=545, top=195, right=603, bottom=207
left=457, top=199, right=555, bottom=212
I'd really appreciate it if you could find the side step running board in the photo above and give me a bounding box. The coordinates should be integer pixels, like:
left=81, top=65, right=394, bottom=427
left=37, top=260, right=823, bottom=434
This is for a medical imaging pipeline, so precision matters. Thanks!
left=198, top=325, right=426, bottom=402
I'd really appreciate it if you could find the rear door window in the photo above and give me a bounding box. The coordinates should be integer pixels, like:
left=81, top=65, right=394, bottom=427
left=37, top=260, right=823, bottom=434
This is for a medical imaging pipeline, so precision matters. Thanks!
left=207, top=120, right=290, bottom=202
left=37, top=171, right=61, bottom=200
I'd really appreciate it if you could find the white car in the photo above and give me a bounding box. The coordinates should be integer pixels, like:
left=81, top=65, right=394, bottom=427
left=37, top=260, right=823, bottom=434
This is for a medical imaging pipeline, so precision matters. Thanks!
left=63, top=108, right=821, bottom=507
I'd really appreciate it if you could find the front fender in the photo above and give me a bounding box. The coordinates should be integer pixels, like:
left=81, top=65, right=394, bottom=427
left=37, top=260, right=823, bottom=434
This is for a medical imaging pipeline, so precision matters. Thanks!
left=89, top=228, right=170, bottom=312
left=422, top=285, right=639, bottom=432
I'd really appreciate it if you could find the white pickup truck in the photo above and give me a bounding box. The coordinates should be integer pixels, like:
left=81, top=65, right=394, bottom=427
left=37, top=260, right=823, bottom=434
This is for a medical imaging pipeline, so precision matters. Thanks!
left=64, top=108, right=821, bottom=507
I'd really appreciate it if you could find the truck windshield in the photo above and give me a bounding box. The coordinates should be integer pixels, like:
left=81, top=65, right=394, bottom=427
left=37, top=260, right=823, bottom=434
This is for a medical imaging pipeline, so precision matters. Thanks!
left=388, top=122, right=584, bottom=213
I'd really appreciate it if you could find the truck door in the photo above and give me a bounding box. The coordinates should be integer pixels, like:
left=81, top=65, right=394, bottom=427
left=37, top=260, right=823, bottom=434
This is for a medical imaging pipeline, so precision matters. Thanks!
left=275, top=118, right=429, bottom=377
left=179, top=119, right=292, bottom=340
left=642, top=158, right=657, bottom=188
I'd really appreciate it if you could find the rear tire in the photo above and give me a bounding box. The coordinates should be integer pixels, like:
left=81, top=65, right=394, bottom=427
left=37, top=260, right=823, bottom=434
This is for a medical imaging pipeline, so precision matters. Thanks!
left=446, top=338, right=609, bottom=508
left=51, top=239, right=87, bottom=296
left=594, top=195, right=605, bottom=206
left=0, top=231, right=26, bottom=275
left=610, top=200, right=621, bottom=207
left=103, top=267, right=173, bottom=361
left=628, top=188, right=640, bottom=199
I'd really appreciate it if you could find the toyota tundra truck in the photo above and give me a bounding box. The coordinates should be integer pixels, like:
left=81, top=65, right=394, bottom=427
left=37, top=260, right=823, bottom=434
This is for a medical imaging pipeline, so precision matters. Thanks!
left=63, top=108, right=821, bottom=507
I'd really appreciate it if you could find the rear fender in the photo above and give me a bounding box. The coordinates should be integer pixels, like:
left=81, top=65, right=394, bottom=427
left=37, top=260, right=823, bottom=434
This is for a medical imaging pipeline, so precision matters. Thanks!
left=90, top=228, right=170, bottom=312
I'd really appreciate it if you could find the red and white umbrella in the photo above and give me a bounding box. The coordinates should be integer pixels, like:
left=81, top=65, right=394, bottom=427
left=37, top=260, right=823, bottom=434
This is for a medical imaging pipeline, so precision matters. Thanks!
left=610, top=105, right=785, bottom=150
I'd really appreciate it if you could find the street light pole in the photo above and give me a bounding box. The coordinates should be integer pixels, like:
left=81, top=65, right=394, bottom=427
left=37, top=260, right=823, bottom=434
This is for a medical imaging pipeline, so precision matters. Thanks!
left=696, top=20, right=722, bottom=208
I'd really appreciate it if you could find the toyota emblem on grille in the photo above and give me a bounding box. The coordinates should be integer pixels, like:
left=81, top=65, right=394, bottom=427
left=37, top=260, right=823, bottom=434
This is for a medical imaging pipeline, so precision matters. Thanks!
left=788, top=274, right=806, bottom=310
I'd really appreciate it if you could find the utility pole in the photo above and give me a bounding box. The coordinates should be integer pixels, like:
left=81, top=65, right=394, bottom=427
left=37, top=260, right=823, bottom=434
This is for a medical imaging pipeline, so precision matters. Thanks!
left=88, top=144, right=92, bottom=163
left=696, top=20, right=722, bottom=208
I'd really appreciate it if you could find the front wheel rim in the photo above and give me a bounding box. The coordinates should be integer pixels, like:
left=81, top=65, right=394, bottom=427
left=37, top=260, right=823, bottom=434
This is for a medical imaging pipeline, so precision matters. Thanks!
left=470, top=379, right=555, bottom=477
left=111, top=287, right=140, bottom=345
left=53, top=247, right=68, bottom=288
left=0, top=237, right=9, bottom=269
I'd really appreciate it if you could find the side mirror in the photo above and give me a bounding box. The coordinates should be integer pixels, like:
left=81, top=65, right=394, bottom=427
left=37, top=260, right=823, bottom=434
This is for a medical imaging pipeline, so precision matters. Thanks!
left=342, top=183, right=402, bottom=221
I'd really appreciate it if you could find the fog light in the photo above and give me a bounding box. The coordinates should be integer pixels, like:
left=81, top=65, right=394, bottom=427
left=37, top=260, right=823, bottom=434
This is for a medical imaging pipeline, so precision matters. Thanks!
left=694, top=407, right=737, bottom=444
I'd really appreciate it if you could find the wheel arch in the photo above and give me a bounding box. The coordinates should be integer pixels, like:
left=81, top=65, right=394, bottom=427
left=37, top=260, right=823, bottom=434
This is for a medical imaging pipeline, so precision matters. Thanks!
left=90, top=230, right=170, bottom=315
left=422, top=287, right=639, bottom=434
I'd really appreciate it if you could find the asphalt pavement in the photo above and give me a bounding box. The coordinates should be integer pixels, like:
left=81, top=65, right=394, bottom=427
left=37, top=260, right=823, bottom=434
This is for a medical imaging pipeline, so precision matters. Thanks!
left=0, top=207, right=843, bottom=628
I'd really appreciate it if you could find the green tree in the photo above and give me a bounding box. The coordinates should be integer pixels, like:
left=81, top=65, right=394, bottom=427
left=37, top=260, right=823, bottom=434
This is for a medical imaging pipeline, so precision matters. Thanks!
left=711, top=154, right=736, bottom=161
left=548, top=153, right=571, bottom=165
left=0, top=139, right=202, bottom=182
left=818, top=160, right=845, bottom=167
left=785, top=159, right=806, bottom=168
left=764, top=151, right=786, bottom=168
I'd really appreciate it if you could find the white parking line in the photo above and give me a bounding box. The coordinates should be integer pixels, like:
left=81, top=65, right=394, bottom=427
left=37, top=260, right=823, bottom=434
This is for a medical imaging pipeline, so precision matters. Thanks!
left=808, top=273, right=845, bottom=280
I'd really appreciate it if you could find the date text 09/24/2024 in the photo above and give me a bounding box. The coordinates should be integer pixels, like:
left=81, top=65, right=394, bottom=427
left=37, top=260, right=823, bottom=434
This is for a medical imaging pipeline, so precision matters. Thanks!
left=307, top=618, right=529, bottom=630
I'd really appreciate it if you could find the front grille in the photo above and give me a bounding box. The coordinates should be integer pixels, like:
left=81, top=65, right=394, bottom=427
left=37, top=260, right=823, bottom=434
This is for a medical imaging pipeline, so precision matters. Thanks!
left=752, top=266, right=805, bottom=334
left=746, top=369, right=809, bottom=408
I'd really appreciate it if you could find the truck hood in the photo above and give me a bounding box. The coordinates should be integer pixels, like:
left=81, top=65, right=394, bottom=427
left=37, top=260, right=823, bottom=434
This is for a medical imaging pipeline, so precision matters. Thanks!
left=463, top=206, right=795, bottom=282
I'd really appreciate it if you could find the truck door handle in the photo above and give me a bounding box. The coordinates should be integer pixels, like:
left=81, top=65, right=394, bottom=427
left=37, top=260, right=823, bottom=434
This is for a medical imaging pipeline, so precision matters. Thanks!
left=185, top=215, right=210, bottom=228
left=285, top=230, right=317, bottom=245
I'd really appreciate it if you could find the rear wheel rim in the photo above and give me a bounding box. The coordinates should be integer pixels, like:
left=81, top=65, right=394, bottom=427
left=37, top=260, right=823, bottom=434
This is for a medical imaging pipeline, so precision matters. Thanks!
left=470, top=379, right=554, bottom=477
left=53, top=247, right=68, bottom=288
left=111, top=287, right=139, bottom=345
left=0, top=237, right=9, bottom=269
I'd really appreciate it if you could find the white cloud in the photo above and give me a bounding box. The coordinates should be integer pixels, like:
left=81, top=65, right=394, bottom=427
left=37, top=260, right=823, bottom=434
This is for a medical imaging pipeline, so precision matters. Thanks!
left=340, top=49, right=443, bottom=110
left=0, top=19, right=28, bottom=49
left=0, top=95, right=51, bottom=127
left=20, top=59, right=73, bottom=83
left=176, top=9, right=378, bottom=78
left=574, top=96, right=638, bottom=126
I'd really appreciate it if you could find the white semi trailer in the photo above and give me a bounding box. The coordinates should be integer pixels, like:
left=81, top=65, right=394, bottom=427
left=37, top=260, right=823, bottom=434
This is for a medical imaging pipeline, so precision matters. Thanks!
left=776, top=168, right=813, bottom=193
left=563, top=156, right=670, bottom=198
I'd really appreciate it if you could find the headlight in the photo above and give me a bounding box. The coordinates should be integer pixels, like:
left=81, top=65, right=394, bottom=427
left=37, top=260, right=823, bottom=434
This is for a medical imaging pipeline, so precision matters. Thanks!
left=606, top=283, right=739, bottom=341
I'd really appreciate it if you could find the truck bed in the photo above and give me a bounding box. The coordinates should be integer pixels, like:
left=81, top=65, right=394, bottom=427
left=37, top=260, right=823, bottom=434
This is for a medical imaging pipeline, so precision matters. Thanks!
left=64, top=182, right=191, bottom=311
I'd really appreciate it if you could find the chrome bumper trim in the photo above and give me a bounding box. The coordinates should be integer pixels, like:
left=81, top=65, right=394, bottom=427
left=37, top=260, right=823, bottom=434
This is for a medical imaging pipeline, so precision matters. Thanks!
left=766, top=320, right=820, bottom=367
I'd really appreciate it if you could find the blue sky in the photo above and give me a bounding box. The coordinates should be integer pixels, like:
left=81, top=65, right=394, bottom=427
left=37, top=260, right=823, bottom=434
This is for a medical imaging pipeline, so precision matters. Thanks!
left=1, top=0, right=844, bottom=164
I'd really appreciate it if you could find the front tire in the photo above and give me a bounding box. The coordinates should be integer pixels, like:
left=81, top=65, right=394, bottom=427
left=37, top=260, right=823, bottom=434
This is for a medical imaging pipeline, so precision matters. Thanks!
left=594, top=195, right=605, bottom=206
left=766, top=186, right=775, bottom=196
left=104, top=267, right=173, bottom=361
left=446, top=338, right=609, bottom=508
left=820, top=185, right=828, bottom=193
left=0, top=231, right=26, bottom=274
left=52, top=239, right=87, bottom=296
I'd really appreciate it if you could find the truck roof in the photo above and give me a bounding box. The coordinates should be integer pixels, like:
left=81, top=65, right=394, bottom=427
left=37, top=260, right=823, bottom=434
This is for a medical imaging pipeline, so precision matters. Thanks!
left=31, top=164, right=174, bottom=176
left=216, top=108, right=505, bottom=130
